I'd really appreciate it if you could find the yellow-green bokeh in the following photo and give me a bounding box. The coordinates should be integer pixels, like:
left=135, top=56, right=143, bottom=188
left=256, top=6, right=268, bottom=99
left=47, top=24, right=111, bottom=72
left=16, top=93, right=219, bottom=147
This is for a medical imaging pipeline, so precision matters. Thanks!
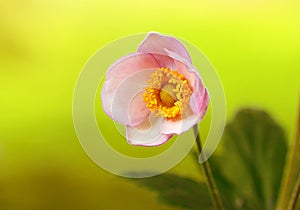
left=1, top=0, right=299, bottom=209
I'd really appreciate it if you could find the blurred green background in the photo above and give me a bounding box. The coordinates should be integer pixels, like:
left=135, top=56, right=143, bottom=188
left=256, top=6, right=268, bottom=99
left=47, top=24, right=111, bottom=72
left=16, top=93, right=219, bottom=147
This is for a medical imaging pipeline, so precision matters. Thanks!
left=1, top=0, right=299, bottom=209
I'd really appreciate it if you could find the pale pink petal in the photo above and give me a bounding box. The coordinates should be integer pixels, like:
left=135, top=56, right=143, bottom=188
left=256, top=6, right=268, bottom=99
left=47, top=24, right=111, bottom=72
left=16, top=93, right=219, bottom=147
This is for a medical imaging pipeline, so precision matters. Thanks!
left=126, top=114, right=173, bottom=146
left=161, top=90, right=209, bottom=135
left=149, top=53, right=176, bottom=69
left=102, top=67, right=159, bottom=126
left=101, top=53, right=160, bottom=125
left=165, top=49, right=210, bottom=117
left=164, top=48, right=199, bottom=85
left=161, top=106, right=200, bottom=135
left=138, top=32, right=192, bottom=65
left=127, top=91, right=150, bottom=126
left=190, top=79, right=210, bottom=119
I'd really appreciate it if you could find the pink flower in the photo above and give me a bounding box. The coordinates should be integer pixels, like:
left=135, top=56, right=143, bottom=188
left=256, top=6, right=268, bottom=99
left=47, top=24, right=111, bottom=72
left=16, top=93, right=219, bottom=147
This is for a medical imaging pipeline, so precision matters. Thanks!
left=101, top=32, right=209, bottom=146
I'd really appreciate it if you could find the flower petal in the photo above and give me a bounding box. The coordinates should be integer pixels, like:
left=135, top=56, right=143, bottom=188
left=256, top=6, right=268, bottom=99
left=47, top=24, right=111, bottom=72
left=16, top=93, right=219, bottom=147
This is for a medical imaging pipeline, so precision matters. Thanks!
left=128, top=91, right=151, bottom=125
left=126, top=114, right=173, bottom=146
left=101, top=54, right=159, bottom=125
left=149, top=53, right=176, bottom=69
left=165, top=49, right=210, bottom=117
left=190, top=78, right=210, bottom=119
left=161, top=106, right=200, bottom=135
left=105, top=69, right=156, bottom=126
left=138, top=32, right=192, bottom=64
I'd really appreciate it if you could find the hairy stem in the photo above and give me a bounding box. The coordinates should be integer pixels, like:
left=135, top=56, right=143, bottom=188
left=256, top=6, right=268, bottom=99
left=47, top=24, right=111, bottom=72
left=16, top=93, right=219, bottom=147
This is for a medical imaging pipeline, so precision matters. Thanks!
left=193, top=125, right=225, bottom=210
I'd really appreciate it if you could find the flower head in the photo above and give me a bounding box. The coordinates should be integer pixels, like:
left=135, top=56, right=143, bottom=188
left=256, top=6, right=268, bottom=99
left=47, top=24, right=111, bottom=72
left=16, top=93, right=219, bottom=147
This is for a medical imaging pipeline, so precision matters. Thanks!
left=101, top=32, right=209, bottom=146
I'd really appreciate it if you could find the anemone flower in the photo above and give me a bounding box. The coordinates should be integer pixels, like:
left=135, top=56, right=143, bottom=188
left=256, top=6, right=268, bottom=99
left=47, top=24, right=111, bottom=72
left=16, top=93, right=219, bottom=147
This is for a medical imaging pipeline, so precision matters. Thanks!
left=101, top=32, right=209, bottom=146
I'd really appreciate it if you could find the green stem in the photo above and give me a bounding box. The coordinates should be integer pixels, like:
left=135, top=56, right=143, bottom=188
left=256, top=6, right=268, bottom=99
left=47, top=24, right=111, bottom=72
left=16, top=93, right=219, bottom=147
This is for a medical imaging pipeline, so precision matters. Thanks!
left=277, top=93, right=300, bottom=210
left=288, top=173, right=300, bottom=210
left=193, top=125, right=225, bottom=210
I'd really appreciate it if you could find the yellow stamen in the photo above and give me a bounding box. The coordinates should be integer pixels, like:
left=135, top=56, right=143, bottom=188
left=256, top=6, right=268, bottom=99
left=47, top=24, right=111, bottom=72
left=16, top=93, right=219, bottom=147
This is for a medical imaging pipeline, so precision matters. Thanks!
left=143, top=67, right=192, bottom=118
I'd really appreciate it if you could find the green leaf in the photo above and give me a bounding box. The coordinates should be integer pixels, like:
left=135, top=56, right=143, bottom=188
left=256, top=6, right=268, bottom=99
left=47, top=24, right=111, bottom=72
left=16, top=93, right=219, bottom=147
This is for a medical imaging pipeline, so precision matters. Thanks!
left=133, top=174, right=214, bottom=210
left=210, top=108, right=288, bottom=210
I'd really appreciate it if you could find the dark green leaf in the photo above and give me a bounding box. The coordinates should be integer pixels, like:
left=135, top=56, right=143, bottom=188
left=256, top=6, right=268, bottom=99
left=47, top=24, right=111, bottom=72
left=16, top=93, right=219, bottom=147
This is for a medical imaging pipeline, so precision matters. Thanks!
left=133, top=174, right=214, bottom=210
left=210, top=108, right=288, bottom=210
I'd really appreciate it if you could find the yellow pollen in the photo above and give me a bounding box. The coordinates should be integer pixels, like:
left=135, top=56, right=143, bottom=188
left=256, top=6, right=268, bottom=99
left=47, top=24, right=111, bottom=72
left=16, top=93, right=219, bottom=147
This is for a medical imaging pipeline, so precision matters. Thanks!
left=143, top=67, right=192, bottom=118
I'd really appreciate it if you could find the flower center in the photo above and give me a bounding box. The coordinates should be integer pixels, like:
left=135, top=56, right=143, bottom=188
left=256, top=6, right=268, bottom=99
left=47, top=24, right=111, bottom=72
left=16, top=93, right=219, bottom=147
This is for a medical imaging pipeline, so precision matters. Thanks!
left=143, top=67, right=192, bottom=118
left=159, top=84, right=176, bottom=107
